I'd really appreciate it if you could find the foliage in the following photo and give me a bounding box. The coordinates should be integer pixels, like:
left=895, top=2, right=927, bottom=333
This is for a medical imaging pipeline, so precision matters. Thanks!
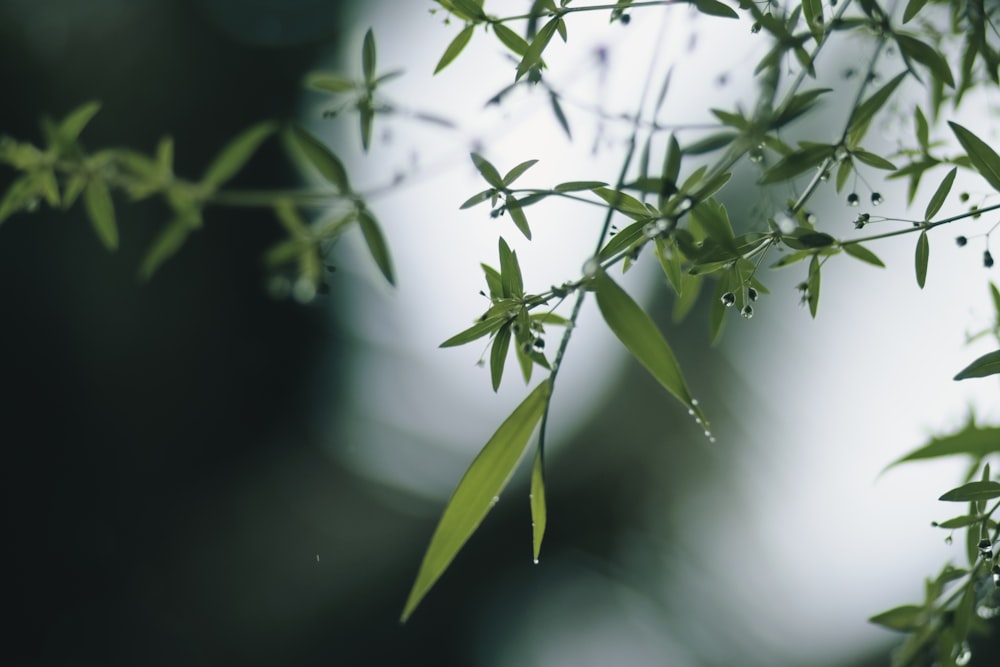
left=5, top=0, right=1000, bottom=662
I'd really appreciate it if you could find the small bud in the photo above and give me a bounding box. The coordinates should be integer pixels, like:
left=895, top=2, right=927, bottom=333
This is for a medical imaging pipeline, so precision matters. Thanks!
left=748, top=147, right=764, bottom=163
left=960, top=192, right=970, bottom=203
left=854, top=213, right=869, bottom=229
left=741, top=304, right=754, bottom=319
left=533, top=337, right=545, bottom=350
left=956, top=235, right=968, bottom=247
left=985, top=250, right=995, bottom=268
left=870, top=192, right=883, bottom=206
left=721, top=292, right=736, bottom=307
left=847, top=193, right=860, bottom=206
left=751, top=21, right=761, bottom=33
left=620, top=13, right=631, bottom=24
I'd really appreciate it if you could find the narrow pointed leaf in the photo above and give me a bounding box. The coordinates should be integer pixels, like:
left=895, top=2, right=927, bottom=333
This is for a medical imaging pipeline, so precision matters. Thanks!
left=498, top=237, right=523, bottom=297
left=460, top=189, right=493, bottom=209
left=939, top=480, right=1000, bottom=502
left=362, top=29, right=376, bottom=82
left=842, top=243, right=885, bottom=267
left=915, top=230, right=929, bottom=288
left=592, top=270, right=706, bottom=424
left=807, top=255, right=821, bottom=317
left=401, top=380, right=551, bottom=622
left=357, top=208, right=395, bottom=285
left=440, top=315, right=507, bottom=347
left=435, top=25, right=475, bottom=74
left=503, top=159, right=539, bottom=186
left=949, top=122, right=1000, bottom=192
left=530, top=447, right=547, bottom=562
left=516, top=18, right=559, bottom=81
left=471, top=153, right=504, bottom=188
left=954, top=349, right=1000, bottom=380
left=869, top=605, right=924, bottom=631
left=690, top=0, right=739, bottom=18
left=886, top=423, right=1000, bottom=468
left=59, top=101, right=101, bottom=143
left=84, top=179, right=118, bottom=250
left=852, top=150, right=896, bottom=170
left=554, top=181, right=607, bottom=192
left=549, top=92, right=571, bottom=139
left=490, top=324, right=512, bottom=391
left=139, top=217, right=194, bottom=280
left=896, top=34, right=954, bottom=87
left=493, top=23, right=529, bottom=56
left=924, top=167, right=957, bottom=220
left=847, top=72, right=907, bottom=144
left=305, top=72, right=356, bottom=93
left=902, top=0, right=929, bottom=22
left=201, top=122, right=276, bottom=189
left=506, top=195, right=531, bottom=240
left=290, top=125, right=351, bottom=192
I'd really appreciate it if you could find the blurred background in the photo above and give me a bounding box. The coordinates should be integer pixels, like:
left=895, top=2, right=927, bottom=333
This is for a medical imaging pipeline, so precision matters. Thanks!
left=3, top=1, right=1000, bottom=665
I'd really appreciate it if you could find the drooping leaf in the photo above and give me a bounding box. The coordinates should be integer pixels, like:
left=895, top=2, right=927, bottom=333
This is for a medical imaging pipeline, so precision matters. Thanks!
left=138, top=216, right=194, bottom=280
left=549, top=91, right=571, bottom=139
left=440, top=315, right=508, bottom=348
left=357, top=208, right=395, bottom=285
left=852, top=149, right=896, bottom=170
left=506, top=195, right=531, bottom=240
left=842, top=243, right=886, bottom=267
left=690, top=0, right=739, bottom=19
left=503, top=159, right=539, bottom=186
left=924, top=167, right=957, bottom=220
left=516, top=17, right=559, bottom=81
left=954, top=349, right=1000, bottom=380
left=949, top=122, right=1000, bottom=193
left=493, top=23, right=529, bottom=56
left=83, top=179, right=118, bottom=250
left=593, top=187, right=650, bottom=220
left=401, top=380, right=551, bottom=622
left=530, top=446, right=546, bottom=562
left=939, top=480, right=1000, bottom=502
left=896, top=33, right=955, bottom=88
left=915, top=229, right=929, bottom=288
left=554, top=181, right=607, bottom=192
left=902, top=0, right=929, bottom=22
left=847, top=72, right=907, bottom=145
left=490, top=324, right=512, bottom=391
left=435, top=24, right=475, bottom=74
left=290, top=125, right=351, bottom=192
left=201, top=122, right=276, bottom=190
left=592, top=269, right=707, bottom=424
left=807, top=255, right=821, bottom=317
left=460, top=189, right=494, bottom=209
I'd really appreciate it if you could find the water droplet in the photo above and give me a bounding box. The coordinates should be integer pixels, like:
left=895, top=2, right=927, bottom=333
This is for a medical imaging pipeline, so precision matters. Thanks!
left=978, top=603, right=1000, bottom=619
left=741, top=304, right=754, bottom=319
left=748, top=287, right=758, bottom=302
left=656, top=218, right=670, bottom=232
left=870, top=192, right=883, bottom=206
left=292, top=277, right=317, bottom=303
left=583, top=257, right=600, bottom=278
left=691, top=399, right=699, bottom=406
left=533, top=558, right=539, bottom=565
left=708, top=436, right=717, bottom=443
left=491, top=495, right=500, bottom=505
left=775, top=213, right=796, bottom=234
left=945, top=535, right=953, bottom=545
left=644, top=222, right=660, bottom=239
left=834, top=145, right=849, bottom=161
left=954, top=642, right=972, bottom=666
left=985, top=250, right=995, bottom=268
left=687, top=408, right=695, bottom=416
left=748, top=147, right=764, bottom=163
left=721, top=291, right=736, bottom=307
left=750, top=21, right=761, bottom=33
left=847, top=193, right=860, bottom=207
left=805, top=212, right=817, bottom=225
left=678, top=196, right=694, bottom=212
left=704, top=430, right=711, bottom=437
left=993, top=564, right=1000, bottom=586
left=819, top=169, right=830, bottom=182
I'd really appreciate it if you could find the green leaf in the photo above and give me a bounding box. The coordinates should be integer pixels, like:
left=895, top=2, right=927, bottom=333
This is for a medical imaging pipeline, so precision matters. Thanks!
left=934, top=515, right=981, bottom=530
left=447, top=0, right=487, bottom=21
left=939, top=480, right=1000, bottom=502
left=138, top=216, right=194, bottom=280
left=460, top=189, right=493, bottom=209
left=690, top=0, right=739, bottom=18
left=593, top=187, right=650, bottom=220
left=554, top=181, right=607, bottom=192
left=498, top=237, right=523, bottom=297
left=506, top=195, right=531, bottom=240
left=869, top=604, right=924, bottom=632
left=359, top=101, right=374, bottom=152
left=435, top=24, right=475, bottom=74
left=852, top=150, right=896, bottom=170
left=887, top=423, right=1000, bottom=467
left=847, top=72, right=907, bottom=145
left=357, top=208, right=395, bottom=285
left=914, top=105, right=929, bottom=150
left=549, top=91, right=571, bottom=139
left=915, top=229, right=929, bottom=289
left=774, top=88, right=831, bottom=127
left=201, top=122, right=276, bottom=190
left=902, top=0, right=929, bottom=22
left=490, top=324, right=512, bottom=391
left=471, top=153, right=504, bottom=188
left=503, top=159, right=539, bottom=186
left=924, top=167, right=957, bottom=220
left=362, top=28, right=376, bottom=82
left=516, top=17, right=559, bottom=81
left=949, top=122, right=1000, bottom=193
left=807, top=255, right=821, bottom=317
left=896, top=33, right=955, bottom=88
left=592, top=269, right=707, bottom=424
left=401, top=379, right=550, bottom=622
left=841, top=243, right=885, bottom=268
left=493, top=23, right=529, bottom=56
left=84, top=179, right=118, bottom=250
left=440, top=315, right=508, bottom=347
left=290, top=125, right=351, bottom=192
left=304, top=72, right=356, bottom=93
left=530, top=447, right=546, bottom=562
left=59, top=101, right=101, bottom=143
left=802, top=0, right=824, bottom=41
left=682, top=132, right=739, bottom=156
left=759, top=144, right=832, bottom=184
left=954, top=349, right=1000, bottom=380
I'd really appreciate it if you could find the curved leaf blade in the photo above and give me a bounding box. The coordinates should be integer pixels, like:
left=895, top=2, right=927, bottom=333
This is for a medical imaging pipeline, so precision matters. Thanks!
left=530, top=447, right=546, bottom=562
left=435, top=24, right=475, bottom=74
left=949, top=122, right=1000, bottom=193
left=401, top=380, right=551, bottom=622
left=915, top=230, right=929, bottom=288
left=954, top=349, right=1000, bottom=380
left=924, top=167, right=957, bottom=220
left=357, top=208, right=395, bottom=285
left=84, top=179, right=118, bottom=250
left=289, top=125, right=351, bottom=192
left=592, top=270, right=707, bottom=425
left=939, top=480, right=1000, bottom=502
left=201, top=122, right=276, bottom=190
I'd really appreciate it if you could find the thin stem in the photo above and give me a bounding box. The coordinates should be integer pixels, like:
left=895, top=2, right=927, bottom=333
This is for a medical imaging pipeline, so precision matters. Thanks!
left=496, top=1, right=676, bottom=23
left=843, top=203, right=1000, bottom=245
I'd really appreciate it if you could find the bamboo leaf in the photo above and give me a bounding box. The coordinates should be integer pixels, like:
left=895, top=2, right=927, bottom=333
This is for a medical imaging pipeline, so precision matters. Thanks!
left=362, top=28, right=376, bottom=82
left=915, top=230, right=929, bottom=288
left=949, top=122, right=1000, bottom=193
left=939, top=480, right=1000, bottom=502
left=506, top=195, right=531, bottom=240
left=886, top=423, right=1000, bottom=468
left=690, top=0, right=739, bottom=18
left=516, top=17, right=559, bottom=81
left=896, top=33, right=955, bottom=88
left=84, top=179, right=118, bottom=250
left=869, top=605, right=924, bottom=632
left=842, top=243, right=886, bottom=267
left=201, top=122, right=276, bottom=190
left=401, top=380, right=551, bottom=622
left=435, top=24, right=475, bottom=74
left=592, top=269, right=707, bottom=424
left=493, top=23, right=529, bottom=56
left=924, top=167, right=957, bottom=220
left=954, top=349, right=1000, bottom=380
left=490, top=324, right=512, bottom=391
left=847, top=72, right=907, bottom=145
left=554, top=181, right=607, bottom=192
left=138, top=216, right=194, bottom=280
left=502, top=159, right=539, bottom=186
left=304, top=72, right=356, bottom=93
left=530, top=447, right=547, bottom=562
left=357, top=208, right=395, bottom=285
left=290, top=125, right=351, bottom=192
left=471, top=153, right=504, bottom=188
left=440, top=315, right=508, bottom=347
left=902, top=0, right=929, bottom=22
left=807, top=255, right=821, bottom=317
